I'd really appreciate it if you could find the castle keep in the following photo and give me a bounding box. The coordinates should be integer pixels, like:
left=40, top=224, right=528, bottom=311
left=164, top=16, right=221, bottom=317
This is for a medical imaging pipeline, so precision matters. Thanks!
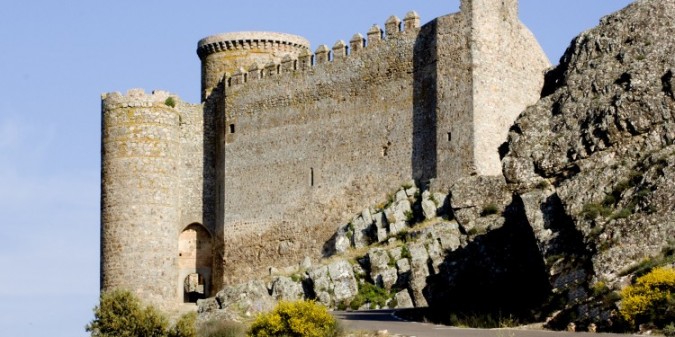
left=100, top=0, right=549, bottom=309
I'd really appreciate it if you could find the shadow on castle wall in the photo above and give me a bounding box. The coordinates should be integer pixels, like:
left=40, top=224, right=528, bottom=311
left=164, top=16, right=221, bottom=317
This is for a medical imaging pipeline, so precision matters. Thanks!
left=412, top=18, right=438, bottom=188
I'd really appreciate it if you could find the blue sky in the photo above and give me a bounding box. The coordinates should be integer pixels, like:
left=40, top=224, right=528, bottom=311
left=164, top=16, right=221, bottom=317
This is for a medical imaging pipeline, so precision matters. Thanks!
left=0, top=1, right=633, bottom=336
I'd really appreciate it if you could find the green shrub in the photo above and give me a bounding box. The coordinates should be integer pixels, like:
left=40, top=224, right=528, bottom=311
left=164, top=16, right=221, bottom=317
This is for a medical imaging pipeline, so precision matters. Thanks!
left=198, top=319, right=244, bottom=337
left=400, top=246, right=412, bottom=260
left=248, top=300, right=341, bottom=337
left=86, top=289, right=169, bottom=337
left=591, top=281, right=610, bottom=297
left=480, top=204, right=500, bottom=217
left=349, top=282, right=391, bottom=310
left=394, top=230, right=409, bottom=243
left=620, top=267, right=675, bottom=329
left=167, top=312, right=197, bottom=337
left=404, top=210, right=415, bottom=223
left=170, top=312, right=196, bottom=337
left=581, top=203, right=612, bottom=220
left=663, top=323, right=675, bottom=337
left=610, top=207, right=633, bottom=220
left=165, top=97, right=177, bottom=108
left=535, top=180, right=550, bottom=190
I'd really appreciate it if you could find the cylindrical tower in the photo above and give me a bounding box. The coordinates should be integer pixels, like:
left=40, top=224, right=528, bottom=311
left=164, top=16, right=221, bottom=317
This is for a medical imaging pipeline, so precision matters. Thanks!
left=100, top=89, right=181, bottom=309
left=197, top=31, right=310, bottom=100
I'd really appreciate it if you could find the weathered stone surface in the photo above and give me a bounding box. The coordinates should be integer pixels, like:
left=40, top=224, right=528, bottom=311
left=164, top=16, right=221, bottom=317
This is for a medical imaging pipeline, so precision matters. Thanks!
left=328, top=260, right=358, bottom=302
left=214, top=280, right=275, bottom=314
left=271, top=276, right=304, bottom=301
left=376, top=228, right=388, bottom=243
left=425, top=240, right=444, bottom=274
left=334, top=230, right=352, bottom=254
left=419, top=221, right=462, bottom=252
left=368, top=248, right=390, bottom=273
left=352, top=263, right=367, bottom=279
left=379, top=267, right=399, bottom=290
left=388, top=247, right=402, bottom=261
left=394, top=289, right=415, bottom=309
left=389, top=221, right=407, bottom=236
left=407, top=242, right=430, bottom=307
left=421, top=199, right=437, bottom=221
left=395, top=189, right=408, bottom=202
left=300, top=256, right=312, bottom=270
left=449, top=176, right=512, bottom=233
left=373, top=212, right=388, bottom=229
left=421, top=190, right=437, bottom=220
left=351, top=216, right=373, bottom=249
left=102, top=0, right=550, bottom=310
left=309, top=266, right=331, bottom=293
left=501, top=0, right=675, bottom=329
left=197, top=297, right=219, bottom=313
left=368, top=248, right=399, bottom=290
left=396, top=258, right=410, bottom=274
left=392, top=199, right=412, bottom=224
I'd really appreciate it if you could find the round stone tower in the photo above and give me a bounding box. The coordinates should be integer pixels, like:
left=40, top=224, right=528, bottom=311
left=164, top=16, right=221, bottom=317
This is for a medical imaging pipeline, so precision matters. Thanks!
left=100, top=89, right=181, bottom=309
left=197, top=31, right=310, bottom=100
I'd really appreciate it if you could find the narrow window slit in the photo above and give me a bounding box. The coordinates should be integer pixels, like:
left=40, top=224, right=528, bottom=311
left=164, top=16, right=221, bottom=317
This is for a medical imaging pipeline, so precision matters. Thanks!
left=310, top=168, right=314, bottom=187
left=229, top=124, right=236, bottom=134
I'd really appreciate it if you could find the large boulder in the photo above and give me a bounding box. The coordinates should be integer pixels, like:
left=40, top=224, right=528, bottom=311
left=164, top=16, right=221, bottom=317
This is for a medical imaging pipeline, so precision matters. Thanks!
left=213, top=280, right=275, bottom=315
left=368, top=248, right=398, bottom=290
left=327, top=260, right=359, bottom=302
left=271, top=276, right=305, bottom=301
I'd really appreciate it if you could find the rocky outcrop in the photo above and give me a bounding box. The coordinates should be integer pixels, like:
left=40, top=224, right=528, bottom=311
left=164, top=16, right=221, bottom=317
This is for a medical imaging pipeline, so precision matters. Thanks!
left=199, top=2, right=674, bottom=331
left=503, top=0, right=675, bottom=330
left=199, top=181, right=471, bottom=318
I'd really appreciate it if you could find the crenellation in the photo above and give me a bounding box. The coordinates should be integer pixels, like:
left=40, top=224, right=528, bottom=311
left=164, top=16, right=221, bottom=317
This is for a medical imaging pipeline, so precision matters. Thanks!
left=216, top=12, right=429, bottom=89
left=332, top=40, right=348, bottom=60
left=280, top=55, right=295, bottom=73
left=350, top=33, right=365, bottom=53
left=385, top=15, right=402, bottom=37
left=298, top=49, right=313, bottom=71
left=315, top=44, right=330, bottom=64
left=101, top=1, right=551, bottom=311
left=248, top=63, right=262, bottom=81
left=264, top=61, right=279, bottom=77
left=403, top=11, right=421, bottom=31
left=231, top=67, right=246, bottom=86
left=101, top=89, right=178, bottom=110
left=367, top=24, right=384, bottom=45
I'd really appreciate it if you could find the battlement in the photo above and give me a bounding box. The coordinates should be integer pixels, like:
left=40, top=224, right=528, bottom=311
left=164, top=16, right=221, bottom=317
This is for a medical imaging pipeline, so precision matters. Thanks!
left=100, top=0, right=552, bottom=309
left=224, top=11, right=422, bottom=88
left=102, top=89, right=178, bottom=110
left=197, top=32, right=310, bottom=60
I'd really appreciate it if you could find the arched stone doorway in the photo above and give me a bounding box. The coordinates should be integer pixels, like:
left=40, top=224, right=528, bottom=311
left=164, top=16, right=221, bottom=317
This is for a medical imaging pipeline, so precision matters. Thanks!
left=178, top=223, right=212, bottom=303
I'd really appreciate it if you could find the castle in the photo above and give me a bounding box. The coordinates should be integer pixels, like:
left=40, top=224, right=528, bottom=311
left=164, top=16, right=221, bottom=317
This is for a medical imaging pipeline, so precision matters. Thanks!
left=100, top=0, right=550, bottom=310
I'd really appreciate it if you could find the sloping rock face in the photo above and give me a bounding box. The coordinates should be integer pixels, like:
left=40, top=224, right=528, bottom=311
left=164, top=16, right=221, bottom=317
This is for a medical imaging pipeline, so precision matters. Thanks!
left=503, top=0, right=675, bottom=329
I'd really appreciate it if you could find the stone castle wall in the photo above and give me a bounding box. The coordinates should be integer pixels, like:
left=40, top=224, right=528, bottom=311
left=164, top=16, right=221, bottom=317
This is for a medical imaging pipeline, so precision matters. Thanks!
left=197, top=32, right=310, bottom=100
left=212, top=0, right=549, bottom=284
left=217, top=15, right=425, bottom=284
left=100, top=0, right=550, bottom=307
left=101, top=90, right=183, bottom=308
left=463, top=0, right=549, bottom=177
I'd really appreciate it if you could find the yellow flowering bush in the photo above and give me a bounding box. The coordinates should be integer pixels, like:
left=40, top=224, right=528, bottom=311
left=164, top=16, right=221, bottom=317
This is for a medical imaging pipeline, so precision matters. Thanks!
left=620, top=267, right=675, bottom=328
left=247, top=300, right=341, bottom=337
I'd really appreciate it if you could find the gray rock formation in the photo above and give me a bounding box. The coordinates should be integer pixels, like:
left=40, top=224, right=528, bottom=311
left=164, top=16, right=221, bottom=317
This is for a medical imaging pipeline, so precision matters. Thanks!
left=327, top=260, right=359, bottom=302
left=394, top=289, right=414, bottom=309
left=271, top=276, right=304, bottom=301
left=502, top=0, right=675, bottom=329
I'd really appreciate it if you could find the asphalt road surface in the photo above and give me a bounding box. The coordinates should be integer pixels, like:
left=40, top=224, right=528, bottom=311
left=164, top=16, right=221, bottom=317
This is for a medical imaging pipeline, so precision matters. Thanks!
left=334, top=310, right=633, bottom=337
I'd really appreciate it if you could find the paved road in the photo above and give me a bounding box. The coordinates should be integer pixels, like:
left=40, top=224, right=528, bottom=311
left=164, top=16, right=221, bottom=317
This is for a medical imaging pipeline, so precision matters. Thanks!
left=334, top=310, right=632, bottom=337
